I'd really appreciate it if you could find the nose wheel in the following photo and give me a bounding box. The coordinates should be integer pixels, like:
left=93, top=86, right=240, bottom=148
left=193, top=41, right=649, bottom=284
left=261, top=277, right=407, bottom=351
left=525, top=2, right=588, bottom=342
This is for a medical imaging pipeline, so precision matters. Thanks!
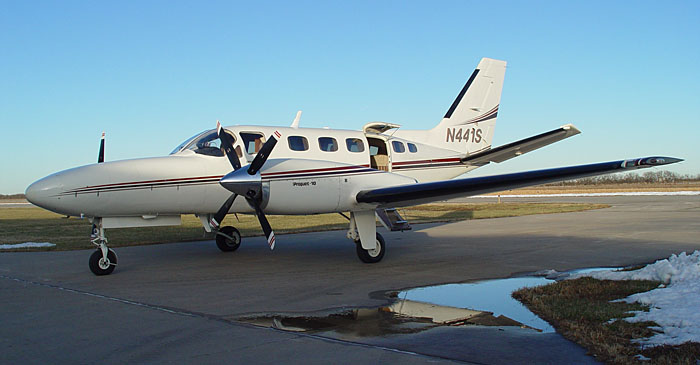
left=89, top=248, right=117, bottom=275
left=88, top=218, right=117, bottom=276
left=215, top=226, right=242, bottom=252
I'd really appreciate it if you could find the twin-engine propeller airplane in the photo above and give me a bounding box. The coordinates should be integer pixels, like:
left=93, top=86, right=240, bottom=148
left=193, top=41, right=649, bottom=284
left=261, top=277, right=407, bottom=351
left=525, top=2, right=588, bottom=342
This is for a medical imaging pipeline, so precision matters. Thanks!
left=26, top=58, right=681, bottom=275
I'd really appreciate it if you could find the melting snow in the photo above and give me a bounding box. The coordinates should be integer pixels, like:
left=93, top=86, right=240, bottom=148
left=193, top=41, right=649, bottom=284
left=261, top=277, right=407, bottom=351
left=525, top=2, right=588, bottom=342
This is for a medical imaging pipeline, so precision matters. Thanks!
left=572, top=251, right=700, bottom=347
left=0, top=242, right=56, bottom=249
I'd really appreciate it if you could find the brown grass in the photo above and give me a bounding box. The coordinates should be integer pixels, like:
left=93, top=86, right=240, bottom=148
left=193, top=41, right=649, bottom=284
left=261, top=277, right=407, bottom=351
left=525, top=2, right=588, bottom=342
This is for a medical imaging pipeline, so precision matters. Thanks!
left=0, top=203, right=607, bottom=251
left=513, top=278, right=700, bottom=364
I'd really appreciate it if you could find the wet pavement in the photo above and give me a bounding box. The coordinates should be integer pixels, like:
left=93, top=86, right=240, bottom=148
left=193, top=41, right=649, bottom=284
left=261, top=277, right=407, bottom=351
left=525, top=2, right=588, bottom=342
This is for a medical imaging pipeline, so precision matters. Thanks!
left=2, top=195, right=699, bottom=363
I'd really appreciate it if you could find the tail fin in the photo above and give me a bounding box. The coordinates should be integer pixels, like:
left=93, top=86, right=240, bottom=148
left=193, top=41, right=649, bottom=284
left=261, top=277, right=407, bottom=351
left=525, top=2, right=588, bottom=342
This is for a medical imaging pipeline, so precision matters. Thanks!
left=428, top=58, right=506, bottom=154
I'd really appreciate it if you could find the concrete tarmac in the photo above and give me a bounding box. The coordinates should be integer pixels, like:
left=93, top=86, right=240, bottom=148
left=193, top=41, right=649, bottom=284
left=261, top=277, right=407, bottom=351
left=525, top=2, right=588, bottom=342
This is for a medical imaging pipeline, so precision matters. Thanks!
left=1, top=195, right=699, bottom=363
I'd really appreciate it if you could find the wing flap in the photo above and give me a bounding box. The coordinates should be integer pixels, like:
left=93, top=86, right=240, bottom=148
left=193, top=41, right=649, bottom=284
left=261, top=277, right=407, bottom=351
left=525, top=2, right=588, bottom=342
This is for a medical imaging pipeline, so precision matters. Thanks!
left=462, top=124, right=581, bottom=166
left=356, top=156, right=682, bottom=208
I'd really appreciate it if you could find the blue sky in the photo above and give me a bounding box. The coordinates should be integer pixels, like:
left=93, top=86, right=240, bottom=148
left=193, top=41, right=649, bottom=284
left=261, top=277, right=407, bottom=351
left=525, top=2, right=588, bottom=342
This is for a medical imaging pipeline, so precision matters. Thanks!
left=1, top=0, right=698, bottom=194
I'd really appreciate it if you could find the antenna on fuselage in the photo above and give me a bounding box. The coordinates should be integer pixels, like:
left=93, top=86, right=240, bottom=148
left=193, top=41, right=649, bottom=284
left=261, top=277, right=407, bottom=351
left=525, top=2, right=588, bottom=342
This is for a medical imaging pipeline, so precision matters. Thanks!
left=290, top=110, right=302, bottom=129
left=97, top=132, right=105, bottom=163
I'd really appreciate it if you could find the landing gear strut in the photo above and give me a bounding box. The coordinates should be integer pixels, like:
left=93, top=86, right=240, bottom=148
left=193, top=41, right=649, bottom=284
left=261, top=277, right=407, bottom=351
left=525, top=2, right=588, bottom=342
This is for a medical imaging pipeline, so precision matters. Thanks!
left=346, top=211, right=386, bottom=263
left=88, top=218, right=117, bottom=276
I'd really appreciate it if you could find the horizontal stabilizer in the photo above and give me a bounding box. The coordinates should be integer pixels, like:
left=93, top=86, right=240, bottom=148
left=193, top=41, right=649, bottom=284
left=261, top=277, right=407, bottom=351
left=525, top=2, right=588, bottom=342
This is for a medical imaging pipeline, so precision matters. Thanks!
left=357, top=156, right=683, bottom=208
left=462, top=124, right=580, bottom=166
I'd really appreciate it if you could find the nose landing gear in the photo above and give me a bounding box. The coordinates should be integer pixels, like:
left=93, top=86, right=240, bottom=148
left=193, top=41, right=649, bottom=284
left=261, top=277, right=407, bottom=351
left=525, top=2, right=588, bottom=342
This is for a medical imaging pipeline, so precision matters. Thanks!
left=88, top=218, right=117, bottom=276
left=215, top=226, right=242, bottom=252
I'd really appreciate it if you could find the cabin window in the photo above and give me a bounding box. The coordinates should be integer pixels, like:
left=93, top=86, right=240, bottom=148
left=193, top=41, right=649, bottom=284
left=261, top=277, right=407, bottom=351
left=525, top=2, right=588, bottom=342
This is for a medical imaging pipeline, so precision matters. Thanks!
left=288, top=136, right=309, bottom=151
left=318, top=137, right=338, bottom=152
left=240, top=132, right=265, bottom=155
left=392, top=141, right=405, bottom=153
left=407, top=143, right=418, bottom=153
left=345, top=138, right=365, bottom=153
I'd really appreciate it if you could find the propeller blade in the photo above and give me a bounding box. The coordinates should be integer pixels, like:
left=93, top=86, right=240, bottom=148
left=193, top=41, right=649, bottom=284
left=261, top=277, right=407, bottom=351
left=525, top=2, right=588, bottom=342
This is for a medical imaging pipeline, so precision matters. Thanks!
left=217, top=121, right=241, bottom=171
left=97, top=132, right=105, bottom=163
left=247, top=131, right=280, bottom=175
left=210, top=194, right=237, bottom=229
left=247, top=197, right=275, bottom=250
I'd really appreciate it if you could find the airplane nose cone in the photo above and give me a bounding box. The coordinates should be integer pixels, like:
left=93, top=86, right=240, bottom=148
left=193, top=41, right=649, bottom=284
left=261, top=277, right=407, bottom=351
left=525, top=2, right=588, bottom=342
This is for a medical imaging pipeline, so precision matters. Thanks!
left=26, top=173, right=65, bottom=213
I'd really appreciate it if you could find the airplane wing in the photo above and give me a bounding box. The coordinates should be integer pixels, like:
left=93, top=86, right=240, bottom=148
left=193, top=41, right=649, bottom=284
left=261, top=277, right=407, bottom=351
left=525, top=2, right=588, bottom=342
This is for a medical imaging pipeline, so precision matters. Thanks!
left=356, top=156, right=682, bottom=208
left=462, top=124, right=581, bottom=166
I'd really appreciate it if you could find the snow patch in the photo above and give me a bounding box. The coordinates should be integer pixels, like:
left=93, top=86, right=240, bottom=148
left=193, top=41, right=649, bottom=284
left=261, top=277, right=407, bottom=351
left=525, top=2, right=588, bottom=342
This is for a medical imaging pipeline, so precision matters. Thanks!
left=0, top=242, right=56, bottom=249
left=573, top=251, right=700, bottom=347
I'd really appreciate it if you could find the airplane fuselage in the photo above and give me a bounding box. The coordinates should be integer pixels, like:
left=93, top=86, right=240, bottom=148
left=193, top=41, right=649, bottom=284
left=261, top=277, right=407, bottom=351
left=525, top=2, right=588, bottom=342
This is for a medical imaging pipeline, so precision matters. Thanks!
left=27, top=125, right=477, bottom=219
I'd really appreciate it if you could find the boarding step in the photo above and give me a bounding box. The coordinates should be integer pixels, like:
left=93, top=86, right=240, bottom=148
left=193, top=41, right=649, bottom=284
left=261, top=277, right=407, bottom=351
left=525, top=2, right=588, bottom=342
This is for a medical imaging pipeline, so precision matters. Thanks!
left=375, top=208, right=411, bottom=232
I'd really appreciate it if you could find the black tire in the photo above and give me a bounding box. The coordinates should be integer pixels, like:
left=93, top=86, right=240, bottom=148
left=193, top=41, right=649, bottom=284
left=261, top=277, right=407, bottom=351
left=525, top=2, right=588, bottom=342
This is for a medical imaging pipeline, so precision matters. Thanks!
left=355, top=233, right=385, bottom=263
left=89, top=249, right=117, bottom=276
left=216, top=226, right=241, bottom=252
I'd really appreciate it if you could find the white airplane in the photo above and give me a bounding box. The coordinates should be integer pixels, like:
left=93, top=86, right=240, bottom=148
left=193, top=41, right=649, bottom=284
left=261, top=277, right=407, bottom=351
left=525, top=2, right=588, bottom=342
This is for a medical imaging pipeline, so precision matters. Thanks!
left=25, top=58, right=681, bottom=275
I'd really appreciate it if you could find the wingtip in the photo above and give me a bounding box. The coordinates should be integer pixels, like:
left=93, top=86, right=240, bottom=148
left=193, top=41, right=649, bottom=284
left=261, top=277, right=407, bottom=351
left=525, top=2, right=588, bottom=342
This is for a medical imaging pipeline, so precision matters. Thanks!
left=560, top=123, right=581, bottom=135
left=644, top=156, right=683, bottom=166
left=624, top=156, right=683, bottom=168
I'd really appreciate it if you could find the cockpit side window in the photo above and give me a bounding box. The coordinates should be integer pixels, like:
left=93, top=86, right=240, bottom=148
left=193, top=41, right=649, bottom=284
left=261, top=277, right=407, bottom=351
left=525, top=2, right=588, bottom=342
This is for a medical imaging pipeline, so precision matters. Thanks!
left=240, top=132, right=265, bottom=155
left=187, top=130, right=229, bottom=157
left=170, top=129, right=232, bottom=157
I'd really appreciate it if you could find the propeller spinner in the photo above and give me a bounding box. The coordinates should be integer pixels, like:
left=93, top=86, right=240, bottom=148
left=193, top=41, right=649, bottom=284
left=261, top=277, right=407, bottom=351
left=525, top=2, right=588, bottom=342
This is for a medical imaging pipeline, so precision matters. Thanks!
left=213, top=121, right=279, bottom=249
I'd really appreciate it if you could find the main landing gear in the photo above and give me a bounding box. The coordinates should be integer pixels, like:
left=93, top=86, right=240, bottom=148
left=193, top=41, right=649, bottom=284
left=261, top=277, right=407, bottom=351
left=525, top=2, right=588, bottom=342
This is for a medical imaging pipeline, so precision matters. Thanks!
left=210, top=212, right=387, bottom=264
left=88, top=218, right=117, bottom=276
left=346, top=211, right=386, bottom=264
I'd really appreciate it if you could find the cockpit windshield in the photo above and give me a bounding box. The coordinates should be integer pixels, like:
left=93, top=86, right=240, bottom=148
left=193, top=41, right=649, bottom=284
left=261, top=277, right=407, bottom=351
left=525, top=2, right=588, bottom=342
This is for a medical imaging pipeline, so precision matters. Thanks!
left=170, top=129, right=234, bottom=157
left=170, top=131, right=206, bottom=155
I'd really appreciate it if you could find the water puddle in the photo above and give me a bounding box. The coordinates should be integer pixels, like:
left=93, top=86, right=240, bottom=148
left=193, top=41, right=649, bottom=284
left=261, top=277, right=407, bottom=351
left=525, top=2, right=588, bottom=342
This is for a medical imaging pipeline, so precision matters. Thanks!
left=238, top=267, right=616, bottom=337
left=399, top=276, right=555, bottom=332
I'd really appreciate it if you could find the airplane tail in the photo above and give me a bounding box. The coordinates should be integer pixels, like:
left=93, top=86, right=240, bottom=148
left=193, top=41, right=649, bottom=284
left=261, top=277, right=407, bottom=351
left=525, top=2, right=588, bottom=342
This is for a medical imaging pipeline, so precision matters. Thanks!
left=427, top=58, right=507, bottom=155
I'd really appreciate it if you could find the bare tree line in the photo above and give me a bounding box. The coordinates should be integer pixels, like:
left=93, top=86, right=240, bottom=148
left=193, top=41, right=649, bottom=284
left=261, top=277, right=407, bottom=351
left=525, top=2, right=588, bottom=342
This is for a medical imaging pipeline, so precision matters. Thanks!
left=549, top=170, right=700, bottom=186
left=0, top=194, right=27, bottom=200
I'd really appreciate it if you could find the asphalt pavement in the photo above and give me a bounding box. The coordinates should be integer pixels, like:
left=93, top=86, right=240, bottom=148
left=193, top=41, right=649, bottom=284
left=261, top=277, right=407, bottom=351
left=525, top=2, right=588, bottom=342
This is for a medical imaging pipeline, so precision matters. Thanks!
left=1, top=195, right=698, bottom=363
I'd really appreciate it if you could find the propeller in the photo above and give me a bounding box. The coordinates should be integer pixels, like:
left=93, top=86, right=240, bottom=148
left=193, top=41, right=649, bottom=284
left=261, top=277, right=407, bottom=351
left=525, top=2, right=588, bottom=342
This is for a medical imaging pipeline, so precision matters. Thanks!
left=97, top=132, right=105, bottom=163
left=217, top=121, right=241, bottom=171
left=214, top=122, right=279, bottom=249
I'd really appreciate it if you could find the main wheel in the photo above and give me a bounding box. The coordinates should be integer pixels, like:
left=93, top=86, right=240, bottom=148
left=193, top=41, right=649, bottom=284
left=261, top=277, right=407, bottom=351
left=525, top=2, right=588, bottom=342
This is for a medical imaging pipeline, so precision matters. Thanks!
left=355, top=233, right=385, bottom=263
left=89, top=249, right=117, bottom=276
left=216, top=226, right=241, bottom=252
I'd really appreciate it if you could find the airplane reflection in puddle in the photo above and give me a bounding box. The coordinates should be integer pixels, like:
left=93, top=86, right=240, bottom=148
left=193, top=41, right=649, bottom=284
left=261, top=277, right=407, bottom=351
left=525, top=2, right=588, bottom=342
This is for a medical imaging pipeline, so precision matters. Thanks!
left=239, top=299, right=542, bottom=337
left=238, top=268, right=617, bottom=336
left=399, top=277, right=555, bottom=333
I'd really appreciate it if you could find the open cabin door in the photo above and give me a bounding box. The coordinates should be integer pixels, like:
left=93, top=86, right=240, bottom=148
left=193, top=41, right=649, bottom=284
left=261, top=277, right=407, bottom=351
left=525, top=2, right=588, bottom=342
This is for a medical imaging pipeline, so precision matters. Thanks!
left=367, top=137, right=390, bottom=171
left=363, top=122, right=400, bottom=172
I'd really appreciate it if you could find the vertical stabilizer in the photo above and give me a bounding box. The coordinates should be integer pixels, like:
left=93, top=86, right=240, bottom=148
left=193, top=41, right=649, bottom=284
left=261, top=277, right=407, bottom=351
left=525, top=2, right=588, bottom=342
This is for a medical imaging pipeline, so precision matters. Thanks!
left=428, top=58, right=506, bottom=154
